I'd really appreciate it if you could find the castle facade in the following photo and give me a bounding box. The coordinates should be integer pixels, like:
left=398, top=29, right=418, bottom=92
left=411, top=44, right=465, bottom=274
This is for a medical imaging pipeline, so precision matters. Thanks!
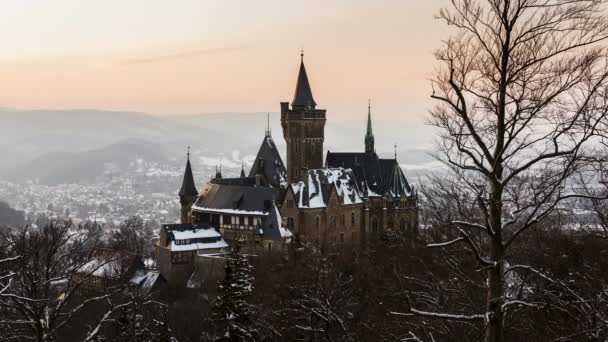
left=158, top=53, right=418, bottom=284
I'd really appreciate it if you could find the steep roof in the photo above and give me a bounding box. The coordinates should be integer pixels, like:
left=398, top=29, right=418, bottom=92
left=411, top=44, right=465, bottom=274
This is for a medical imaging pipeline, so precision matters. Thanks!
left=291, top=57, right=317, bottom=109
left=248, top=135, right=287, bottom=188
left=325, top=152, right=412, bottom=198
left=240, top=162, right=246, bottom=178
left=260, top=204, right=292, bottom=241
left=179, top=158, right=198, bottom=197
left=193, top=183, right=276, bottom=215
left=189, top=179, right=291, bottom=241
left=289, top=168, right=363, bottom=209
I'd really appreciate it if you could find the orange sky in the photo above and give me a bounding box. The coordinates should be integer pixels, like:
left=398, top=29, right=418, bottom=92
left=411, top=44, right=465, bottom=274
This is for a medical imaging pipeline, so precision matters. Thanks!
left=0, top=1, right=447, bottom=120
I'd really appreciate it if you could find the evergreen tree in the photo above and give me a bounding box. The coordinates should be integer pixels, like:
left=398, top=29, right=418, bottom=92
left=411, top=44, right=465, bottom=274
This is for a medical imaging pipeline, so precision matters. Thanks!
left=114, top=298, right=178, bottom=342
left=203, top=241, right=262, bottom=341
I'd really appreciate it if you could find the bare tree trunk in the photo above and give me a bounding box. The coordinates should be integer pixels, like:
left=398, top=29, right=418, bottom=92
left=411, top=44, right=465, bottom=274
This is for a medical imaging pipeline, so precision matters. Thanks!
left=401, top=0, right=608, bottom=340
left=486, top=174, right=504, bottom=341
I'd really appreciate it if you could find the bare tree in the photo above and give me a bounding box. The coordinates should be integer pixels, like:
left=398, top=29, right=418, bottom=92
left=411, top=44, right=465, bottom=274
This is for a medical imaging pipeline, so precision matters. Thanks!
left=275, top=244, right=356, bottom=342
left=0, top=221, right=146, bottom=342
left=400, top=1, right=608, bottom=341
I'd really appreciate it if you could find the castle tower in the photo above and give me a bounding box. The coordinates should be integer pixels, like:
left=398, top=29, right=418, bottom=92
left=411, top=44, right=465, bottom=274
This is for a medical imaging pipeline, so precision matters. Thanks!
left=281, top=52, right=326, bottom=182
left=179, top=147, right=198, bottom=224
left=365, top=99, right=375, bottom=154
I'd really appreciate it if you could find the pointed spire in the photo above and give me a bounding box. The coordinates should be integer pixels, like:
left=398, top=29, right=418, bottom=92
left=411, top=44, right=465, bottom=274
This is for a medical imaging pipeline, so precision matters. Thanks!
left=292, top=50, right=317, bottom=110
left=215, top=159, right=223, bottom=179
left=179, top=147, right=198, bottom=197
left=265, top=112, right=271, bottom=137
left=240, top=160, right=246, bottom=178
left=365, top=99, right=375, bottom=154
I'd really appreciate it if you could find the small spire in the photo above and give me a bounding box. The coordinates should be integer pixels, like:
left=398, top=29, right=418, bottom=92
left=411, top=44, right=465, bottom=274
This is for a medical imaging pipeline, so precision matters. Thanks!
left=265, top=112, right=271, bottom=137
left=301, top=49, right=304, bottom=62
left=240, top=160, right=246, bottom=178
left=187, top=146, right=191, bottom=160
left=215, top=159, right=223, bottom=179
left=394, top=143, right=398, bottom=160
left=365, top=99, right=375, bottom=154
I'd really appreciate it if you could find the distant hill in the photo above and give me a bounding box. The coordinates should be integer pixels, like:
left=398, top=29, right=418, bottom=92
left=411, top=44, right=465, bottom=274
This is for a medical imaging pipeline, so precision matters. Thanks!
left=0, top=108, right=434, bottom=182
left=0, top=109, right=256, bottom=174
left=4, top=139, right=167, bottom=185
left=0, top=200, right=26, bottom=227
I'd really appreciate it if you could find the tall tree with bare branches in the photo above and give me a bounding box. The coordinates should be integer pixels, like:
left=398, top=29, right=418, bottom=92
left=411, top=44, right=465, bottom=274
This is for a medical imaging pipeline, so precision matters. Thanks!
left=407, top=1, right=608, bottom=341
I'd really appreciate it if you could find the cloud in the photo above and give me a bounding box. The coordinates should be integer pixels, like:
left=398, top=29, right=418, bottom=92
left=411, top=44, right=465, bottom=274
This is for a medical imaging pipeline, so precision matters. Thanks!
left=121, top=46, right=246, bottom=65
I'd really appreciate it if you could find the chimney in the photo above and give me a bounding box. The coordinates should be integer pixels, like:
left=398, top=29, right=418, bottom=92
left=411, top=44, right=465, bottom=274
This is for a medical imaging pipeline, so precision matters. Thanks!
left=280, top=102, right=289, bottom=119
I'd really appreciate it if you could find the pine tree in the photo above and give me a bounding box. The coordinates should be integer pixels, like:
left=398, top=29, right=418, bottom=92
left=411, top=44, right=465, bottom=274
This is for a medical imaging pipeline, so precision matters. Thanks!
left=203, top=241, right=261, bottom=341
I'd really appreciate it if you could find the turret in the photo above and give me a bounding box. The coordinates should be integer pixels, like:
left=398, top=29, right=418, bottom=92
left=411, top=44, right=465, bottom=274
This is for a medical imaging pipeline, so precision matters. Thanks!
left=281, top=51, right=326, bottom=182
left=240, top=161, right=246, bottom=178
left=179, top=147, right=198, bottom=224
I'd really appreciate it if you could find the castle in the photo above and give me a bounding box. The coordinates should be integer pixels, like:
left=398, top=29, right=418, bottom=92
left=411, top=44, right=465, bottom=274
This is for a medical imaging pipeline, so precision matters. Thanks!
left=156, top=53, right=418, bottom=284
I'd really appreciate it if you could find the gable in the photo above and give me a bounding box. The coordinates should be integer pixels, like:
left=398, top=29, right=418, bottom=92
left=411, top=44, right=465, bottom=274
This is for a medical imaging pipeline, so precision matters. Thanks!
left=249, top=136, right=287, bottom=187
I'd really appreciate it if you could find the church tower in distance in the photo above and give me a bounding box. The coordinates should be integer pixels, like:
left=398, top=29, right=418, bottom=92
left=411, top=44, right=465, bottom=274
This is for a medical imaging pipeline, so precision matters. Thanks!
left=281, top=52, right=326, bottom=182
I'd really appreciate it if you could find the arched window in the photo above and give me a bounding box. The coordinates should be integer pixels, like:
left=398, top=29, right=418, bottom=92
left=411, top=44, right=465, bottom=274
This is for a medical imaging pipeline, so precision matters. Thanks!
left=371, top=217, right=379, bottom=233
left=340, top=214, right=345, bottom=227
left=315, top=216, right=321, bottom=229
left=351, top=212, right=356, bottom=226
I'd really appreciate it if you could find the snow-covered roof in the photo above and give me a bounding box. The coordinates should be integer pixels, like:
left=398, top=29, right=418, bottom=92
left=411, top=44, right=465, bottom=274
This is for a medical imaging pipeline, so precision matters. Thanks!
left=190, top=206, right=268, bottom=216
left=259, top=203, right=292, bottom=241
left=161, top=224, right=230, bottom=251
left=193, top=182, right=275, bottom=215
left=170, top=239, right=229, bottom=252
left=289, top=168, right=363, bottom=209
left=326, top=151, right=414, bottom=198
left=130, top=270, right=164, bottom=294
left=172, top=228, right=221, bottom=240
left=78, top=258, right=124, bottom=277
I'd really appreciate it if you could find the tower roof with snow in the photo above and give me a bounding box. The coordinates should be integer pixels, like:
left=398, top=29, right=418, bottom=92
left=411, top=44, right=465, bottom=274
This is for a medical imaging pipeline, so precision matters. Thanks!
left=325, top=152, right=412, bottom=198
